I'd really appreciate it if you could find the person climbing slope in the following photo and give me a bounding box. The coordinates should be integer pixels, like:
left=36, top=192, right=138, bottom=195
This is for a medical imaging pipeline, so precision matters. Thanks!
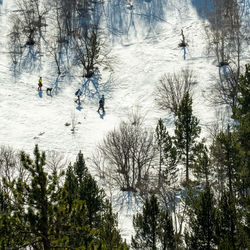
left=97, top=97, right=105, bottom=113
left=38, top=77, right=43, bottom=91
left=75, top=89, right=82, bottom=105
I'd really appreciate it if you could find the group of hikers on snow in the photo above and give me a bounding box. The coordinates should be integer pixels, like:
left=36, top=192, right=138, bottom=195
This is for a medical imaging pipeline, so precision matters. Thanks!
left=74, top=89, right=105, bottom=113
left=38, top=77, right=105, bottom=113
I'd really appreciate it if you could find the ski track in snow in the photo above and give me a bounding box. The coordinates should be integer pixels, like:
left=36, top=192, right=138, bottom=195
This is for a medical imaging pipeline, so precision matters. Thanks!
left=0, top=0, right=250, bottom=243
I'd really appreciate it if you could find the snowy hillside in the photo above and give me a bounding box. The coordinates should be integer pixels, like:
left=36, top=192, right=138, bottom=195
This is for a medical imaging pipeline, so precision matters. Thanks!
left=0, top=0, right=249, bottom=243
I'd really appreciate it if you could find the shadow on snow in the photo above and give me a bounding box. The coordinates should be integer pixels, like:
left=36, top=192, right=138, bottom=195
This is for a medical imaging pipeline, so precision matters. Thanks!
left=105, top=0, right=167, bottom=41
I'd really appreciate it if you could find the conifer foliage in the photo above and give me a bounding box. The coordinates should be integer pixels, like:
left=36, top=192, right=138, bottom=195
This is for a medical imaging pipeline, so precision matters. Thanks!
left=185, top=184, right=218, bottom=250
left=174, top=92, right=201, bottom=184
left=0, top=145, right=128, bottom=249
left=131, top=195, right=175, bottom=250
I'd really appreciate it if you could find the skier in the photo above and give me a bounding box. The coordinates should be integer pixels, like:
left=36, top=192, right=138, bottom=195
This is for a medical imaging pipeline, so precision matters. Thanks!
left=97, top=98, right=105, bottom=113
left=75, top=89, right=82, bottom=105
left=38, top=77, right=43, bottom=91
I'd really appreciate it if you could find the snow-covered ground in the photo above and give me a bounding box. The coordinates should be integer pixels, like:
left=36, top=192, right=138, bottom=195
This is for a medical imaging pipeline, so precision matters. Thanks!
left=0, top=0, right=249, bottom=242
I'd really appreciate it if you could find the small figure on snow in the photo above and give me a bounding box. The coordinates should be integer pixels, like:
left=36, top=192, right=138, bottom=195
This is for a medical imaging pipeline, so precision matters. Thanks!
left=38, top=77, right=43, bottom=91
left=46, top=87, right=53, bottom=95
left=101, top=94, right=105, bottom=105
left=75, top=89, right=82, bottom=105
left=97, top=97, right=105, bottom=113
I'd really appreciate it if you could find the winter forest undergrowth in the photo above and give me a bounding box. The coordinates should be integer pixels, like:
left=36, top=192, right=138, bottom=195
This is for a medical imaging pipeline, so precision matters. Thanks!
left=0, top=0, right=249, bottom=249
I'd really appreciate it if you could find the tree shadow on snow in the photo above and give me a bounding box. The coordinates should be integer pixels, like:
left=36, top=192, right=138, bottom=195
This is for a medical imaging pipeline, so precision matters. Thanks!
left=80, top=69, right=113, bottom=103
left=190, top=0, right=215, bottom=21
left=105, top=0, right=167, bottom=41
left=112, top=191, right=143, bottom=214
left=51, top=75, right=64, bottom=96
left=0, top=0, right=3, bottom=5
left=20, top=45, right=42, bottom=74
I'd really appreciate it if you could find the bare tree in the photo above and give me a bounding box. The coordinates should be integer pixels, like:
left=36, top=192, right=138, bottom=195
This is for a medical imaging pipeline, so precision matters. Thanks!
left=73, top=21, right=105, bottom=77
left=205, top=65, right=240, bottom=108
left=215, top=65, right=239, bottom=107
left=205, top=108, right=231, bottom=142
left=0, top=146, right=28, bottom=184
left=46, top=38, right=63, bottom=75
left=204, top=0, right=245, bottom=71
left=8, top=16, right=23, bottom=65
left=155, top=68, right=196, bottom=115
left=98, top=112, right=156, bottom=193
left=15, top=0, right=49, bottom=45
left=45, top=150, right=68, bottom=174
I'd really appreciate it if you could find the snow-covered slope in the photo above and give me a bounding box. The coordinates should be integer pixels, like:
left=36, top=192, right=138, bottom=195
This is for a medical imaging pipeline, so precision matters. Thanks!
left=0, top=0, right=249, bottom=242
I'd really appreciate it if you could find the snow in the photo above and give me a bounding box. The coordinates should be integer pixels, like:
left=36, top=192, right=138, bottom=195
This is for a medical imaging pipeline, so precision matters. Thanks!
left=0, top=0, right=249, bottom=243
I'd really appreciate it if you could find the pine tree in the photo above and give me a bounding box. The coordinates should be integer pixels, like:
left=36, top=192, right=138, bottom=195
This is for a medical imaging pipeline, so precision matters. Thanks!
left=159, top=209, right=176, bottom=250
left=193, top=141, right=211, bottom=185
left=174, top=92, right=201, bottom=184
left=57, top=151, right=128, bottom=249
left=185, top=184, right=218, bottom=250
left=163, top=131, right=178, bottom=188
left=132, top=195, right=175, bottom=250
left=211, top=126, right=243, bottom=197
left=217, top=191, right=237, bottom=250
left=0, top=145, right=59, bottom=249
left=73, top=151, right=105, bottom=227
left=155, top=118, right=178, bottom=191
left=156, top=118, right=167, bottom=187
left=232, top=63, right=250, bottom=210
left=99, top=201, right=129, bottom=250
left=132, top=195, right=160, bottom=249
left=232, top=63, right=250, bottom=153
left=0, top=147, right=128, bottom=249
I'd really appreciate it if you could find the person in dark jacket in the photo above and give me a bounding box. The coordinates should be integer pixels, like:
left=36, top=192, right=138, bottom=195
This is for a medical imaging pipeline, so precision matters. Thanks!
left=97, top=98, right=105, bottom=113
left=75, top=89, right=82, bottom=104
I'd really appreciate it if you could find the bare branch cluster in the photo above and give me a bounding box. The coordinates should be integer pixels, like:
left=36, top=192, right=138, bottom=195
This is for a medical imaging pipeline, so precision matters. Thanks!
left=8, top=0, right=108, bottom=77
left=98, top=112, right=156, bottom=193
left=155, top=68, right=196, bottom=115
left=204, top=0, right=246, bottom=70
left=0, top=146, right=28, bottom=185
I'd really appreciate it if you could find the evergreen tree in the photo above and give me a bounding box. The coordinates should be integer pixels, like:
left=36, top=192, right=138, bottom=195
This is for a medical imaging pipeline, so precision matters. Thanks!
left=57, top=151, right=128, bottom=249
left=217, top=191, right=238, bottom=250
left=132, top=195, right=159, bottom=250
left=174, top=92, right=201, bottom=184
left=156, top=118, right=167, bottom=187
left=155, top=118, right=178, bottom=191
left=74, top=151, right=105, bottom=226
left=211, top=126, right=243, bottom=197
left=232, top=63, right=250, bottom=153
left=232, top=63, right=250, bottom=214
left=99, top=201, right=129, bottom=249
left=0, top=147, right=128, bottom=249
left=158, top=209, right=176, bottom=250
left=185, top=184, right=218, bottom=250
left=163, top=131, right=178, bottom=188
left=193, top=141, right=211, bottom=185
left=132, top=195, right=175, bottom=250
left=62, top=163, right=78, bottom=212
left=0, top=145, right=59, bottom=249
